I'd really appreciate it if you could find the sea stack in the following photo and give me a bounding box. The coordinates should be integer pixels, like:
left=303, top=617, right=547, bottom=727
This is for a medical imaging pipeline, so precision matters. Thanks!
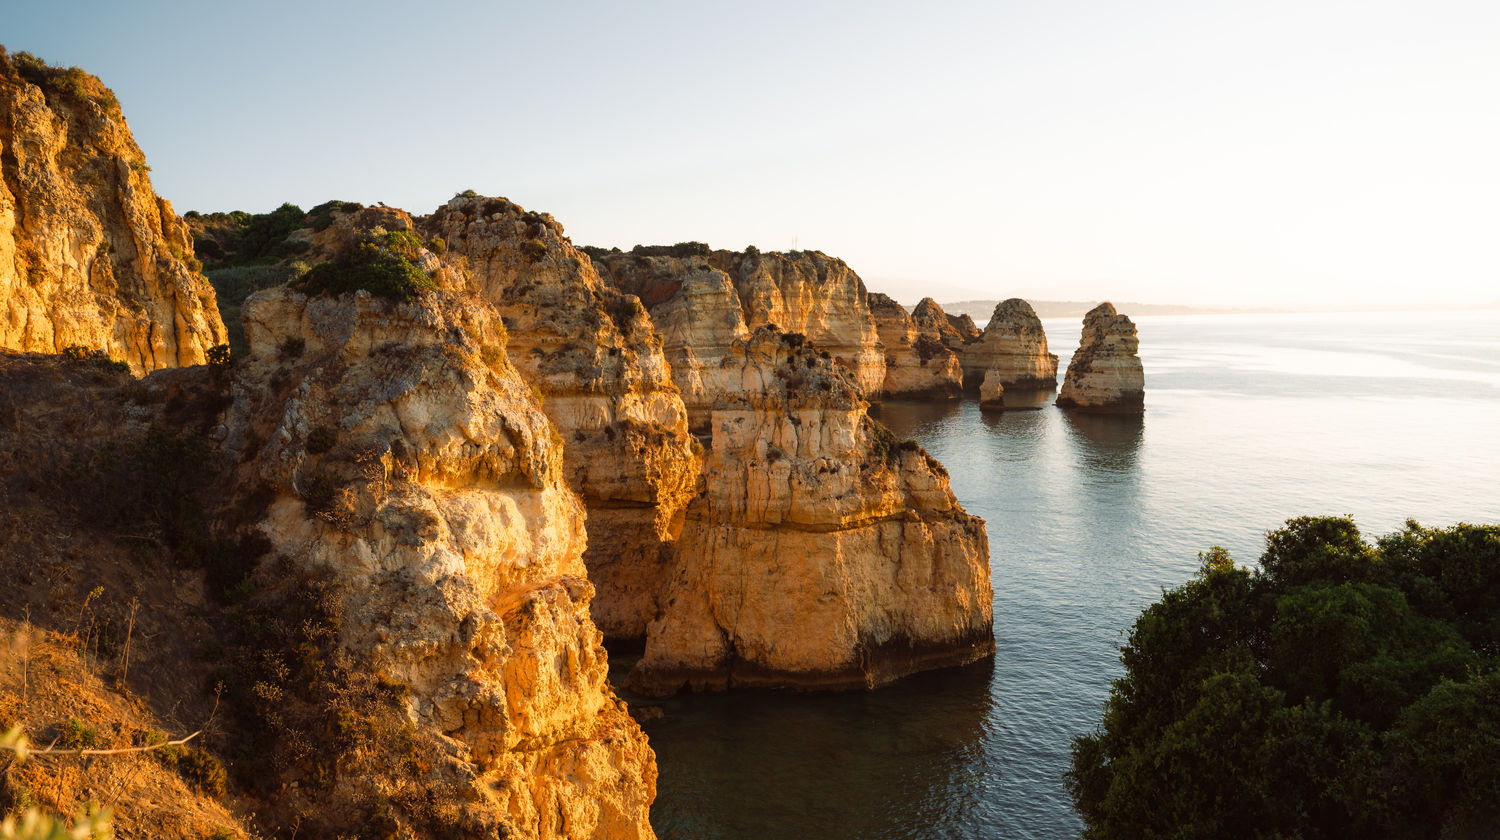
left=0, top=51, right=227, bottom=370
left=961, top=298, right=1059, bottom=393
left=1056, top=302, right=1144, bottom=412
left=626, top=328, right=994, bottom=697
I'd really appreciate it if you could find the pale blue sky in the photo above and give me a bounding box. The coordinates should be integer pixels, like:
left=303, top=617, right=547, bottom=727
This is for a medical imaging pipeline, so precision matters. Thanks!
left=5, top=0, right=1498, bottom=307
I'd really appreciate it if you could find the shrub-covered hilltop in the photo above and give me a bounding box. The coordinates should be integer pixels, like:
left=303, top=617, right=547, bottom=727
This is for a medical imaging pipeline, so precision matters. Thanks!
left=1068, top=516, right=1500, bottom=839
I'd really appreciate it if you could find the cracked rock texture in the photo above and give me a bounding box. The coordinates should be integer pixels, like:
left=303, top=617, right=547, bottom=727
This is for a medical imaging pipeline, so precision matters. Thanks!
left=1056, top=301, right=1144, bottom=412
left=0, top=52, right=225, bottom=370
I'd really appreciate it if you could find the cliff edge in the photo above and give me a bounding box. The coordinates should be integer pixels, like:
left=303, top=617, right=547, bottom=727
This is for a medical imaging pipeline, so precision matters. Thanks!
left=0, top=49, right=226, bottom=370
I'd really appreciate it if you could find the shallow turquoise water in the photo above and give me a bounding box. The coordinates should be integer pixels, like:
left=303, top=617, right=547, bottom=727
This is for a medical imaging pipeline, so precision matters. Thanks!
left=617, top=309, right=1500, bottom=839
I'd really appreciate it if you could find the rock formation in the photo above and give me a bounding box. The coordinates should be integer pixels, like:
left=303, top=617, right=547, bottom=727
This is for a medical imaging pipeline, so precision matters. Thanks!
left=868, top=291, right=963, bottom=399
left=626, top=327, right=994, bottom=696
left=961, top=298, right=1058, bottom=392
left=229, top=283, right=657, bottom=838
left=910, top=297, right=979, bottom=353
left=1056, top=301, right=1144, bottom=412
left=0, top=50, right=225, bottom=370
left=592, top=248, right=885, bottom=410
left=423, top=196, right=701, bottom=646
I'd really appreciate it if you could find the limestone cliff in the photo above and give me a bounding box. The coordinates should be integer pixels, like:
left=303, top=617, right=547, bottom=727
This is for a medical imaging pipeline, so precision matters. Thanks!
left=868, top=291, right=962, bottom=399
left=593, top=247, right=885, bottom=411
left=1056, top=301, right=1144, bottom=412
left=0, top=49, right=225, bottom=370
left=422, top=196, right=700, bottom=646
left=227, top=284, right=657, bottom=838
left=961, top=298, right=1059, bottom=393
left=626, top=328, right=994, bottom=696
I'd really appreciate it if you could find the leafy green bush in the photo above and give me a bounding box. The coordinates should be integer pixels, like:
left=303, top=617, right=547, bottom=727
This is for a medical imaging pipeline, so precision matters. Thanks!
left=299, top=240, right=434, bottom=302
left=60, top=345, right=129, bottom=376
left=1068, top=517, right=1500, bottom=839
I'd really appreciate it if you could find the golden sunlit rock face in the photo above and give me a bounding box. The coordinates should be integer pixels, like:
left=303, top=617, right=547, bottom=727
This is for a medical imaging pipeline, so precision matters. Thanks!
left=961, top=298, right=1059, bottom=392
left=1057, top=301, right=1145, bottom=412
left=0, top=54, right=225, bottom=370
left=868, top=291, right=964, bottom=399
left=228, top=284, right=656, bottom=839
left=593, top=248, right=886, bottom=418
left=625, top=328, right=994, bottom=696
left=426, top=196, right=701, bottom=646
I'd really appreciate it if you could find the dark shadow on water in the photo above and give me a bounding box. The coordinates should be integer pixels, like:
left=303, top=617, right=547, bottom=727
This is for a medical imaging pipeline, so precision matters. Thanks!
left=1060, top=411, right=1143, bottom=475
left=616, top=656, right=1000, bottom=840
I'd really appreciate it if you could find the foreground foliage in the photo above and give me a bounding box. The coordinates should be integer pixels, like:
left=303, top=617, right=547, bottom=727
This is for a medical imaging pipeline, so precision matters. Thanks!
left=1068, top=517, right=1500, bottom=839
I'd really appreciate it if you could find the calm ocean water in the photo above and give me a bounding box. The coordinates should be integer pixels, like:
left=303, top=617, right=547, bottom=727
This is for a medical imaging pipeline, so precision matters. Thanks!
left=614, top=309, right=1500, bottom=840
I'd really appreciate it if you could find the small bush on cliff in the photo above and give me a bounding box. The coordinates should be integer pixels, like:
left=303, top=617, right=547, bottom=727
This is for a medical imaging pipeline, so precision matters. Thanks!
left=5, top=49, right=120, bottom=112
left=1068, top=517, right=1500, bottom=840
left=629, top=241, right=711, bottom=258
left=299, top=239, right=435, bottom=302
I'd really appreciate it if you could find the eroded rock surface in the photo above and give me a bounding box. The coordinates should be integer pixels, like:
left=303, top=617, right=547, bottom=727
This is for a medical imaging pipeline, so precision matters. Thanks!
left=626, top=328, right=994, bottom=696
left=228, top=285, right=657, bottom=839
left=962, top=298, right=1058, bottom=392
left=868, top=291, right=962, bottom=399
left=424, top=196, right=700, bottom=645
left=594, top=248, right=885, bottom=412
left=0, top=51, right=225, bottom=370
left=1056, top=301, right=1144, bottom=412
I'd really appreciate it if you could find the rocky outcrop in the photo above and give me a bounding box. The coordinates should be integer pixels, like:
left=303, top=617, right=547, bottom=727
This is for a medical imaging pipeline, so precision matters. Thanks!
left=961, top=298, right=1058, bottom=392
left=868, top=291, right=962, bottom=399
left=626, top=328, right=994, bottom=696
left=1056, top=301, right=1144, bottom=412
left=910, top=297, right=978, bottom=352
left=0, top=50, right=225, bottom=370
left=593, top=248, right=885, bottom=412
left=228, top=284, right=657, bottom=839
left=423, top=196, right=700, bottom=645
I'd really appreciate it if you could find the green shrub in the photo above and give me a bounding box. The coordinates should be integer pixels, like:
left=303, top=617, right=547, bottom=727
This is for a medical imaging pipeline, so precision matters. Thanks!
left=62, top=717, right=98, bottom=749
left=518, top=239, right=547, bottom=263
left=1067, top=518, right=1500, bottom=840
left=60, top=345, right=130, bottom=376
left=305, top=426, right=336, bottom=455
left=299, top=241, right=435, bottom=302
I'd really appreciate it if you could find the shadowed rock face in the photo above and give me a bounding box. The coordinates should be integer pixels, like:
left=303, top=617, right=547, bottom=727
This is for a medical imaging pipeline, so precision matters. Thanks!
left=868, top=291, right=963, bottom=399
left=229, top=284, right=657, bottom=839
left=0, top=52, right=225, bottom=370
left=424, top=196, right=700, bottom=645
left=961, top=298, right=1059, bottom=391
left=625, top=328, right=994, bottom=697
left=1056, top=301, right=1144, bottom=413
left=593, top=249, right=885, bottom=417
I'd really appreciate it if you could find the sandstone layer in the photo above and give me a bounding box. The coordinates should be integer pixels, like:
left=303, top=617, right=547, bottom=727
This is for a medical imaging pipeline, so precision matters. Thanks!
left=228, top=283, right=657, bottom=838
left=0, top=50, right=225, bottom=370
left=626, top=328, right=994, bottom=696
left=593, top=248, right=885, bottom=414
left=421, top=196, right=700, bottom=646
left=961, top=298, right=1058, bottom=393
left=868, top=291, right=963, bottom=399
left=1056, top=301, right=1145, bottom=412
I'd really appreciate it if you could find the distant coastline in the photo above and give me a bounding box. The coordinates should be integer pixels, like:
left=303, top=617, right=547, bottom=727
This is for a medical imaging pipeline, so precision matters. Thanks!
left=931, top=299, right=1500, bottom=321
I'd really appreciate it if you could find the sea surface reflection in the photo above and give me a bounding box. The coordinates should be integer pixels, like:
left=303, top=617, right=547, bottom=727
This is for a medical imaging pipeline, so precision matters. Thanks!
left=626, top=310, right=1500, bottom=839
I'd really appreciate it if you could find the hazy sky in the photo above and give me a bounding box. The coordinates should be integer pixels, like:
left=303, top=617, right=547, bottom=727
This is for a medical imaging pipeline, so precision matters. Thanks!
left=6, top=0, right=1498, bottom=307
